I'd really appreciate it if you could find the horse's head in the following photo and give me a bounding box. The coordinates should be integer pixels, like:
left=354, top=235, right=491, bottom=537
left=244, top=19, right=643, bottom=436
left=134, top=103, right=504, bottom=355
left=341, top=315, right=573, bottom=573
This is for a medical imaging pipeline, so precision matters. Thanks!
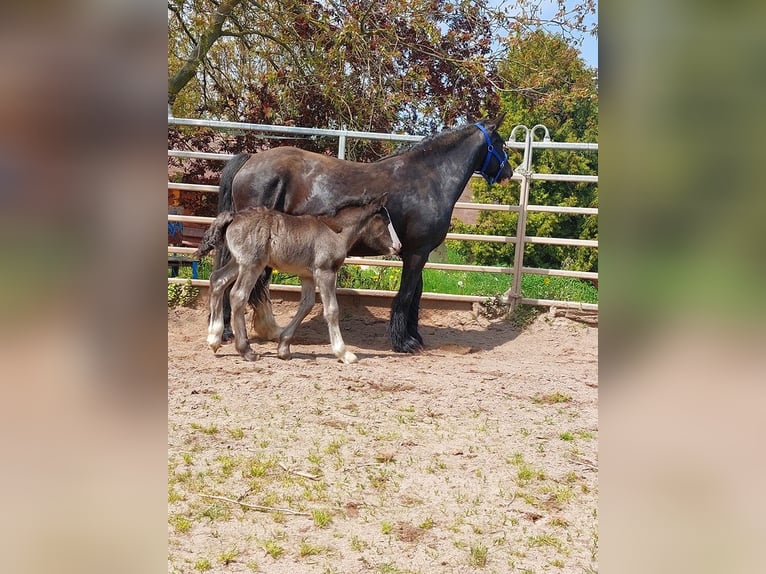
left=475, top=113, right=513, bottom=185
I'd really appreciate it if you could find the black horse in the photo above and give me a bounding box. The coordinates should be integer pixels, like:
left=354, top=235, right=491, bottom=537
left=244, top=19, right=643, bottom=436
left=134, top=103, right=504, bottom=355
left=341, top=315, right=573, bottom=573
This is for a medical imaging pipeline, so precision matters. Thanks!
left=215, top=114, right=513, bottom=353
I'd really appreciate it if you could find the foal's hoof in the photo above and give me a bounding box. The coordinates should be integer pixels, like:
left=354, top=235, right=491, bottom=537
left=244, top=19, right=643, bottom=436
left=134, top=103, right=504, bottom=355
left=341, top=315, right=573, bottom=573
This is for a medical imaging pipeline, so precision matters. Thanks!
left=209, top=342, right=221, bottom=353
left=277, top=346, right=292, bottom=361
left=242, top=349, right=259, bottom=361
left=340, top=352, right=358, bottom=364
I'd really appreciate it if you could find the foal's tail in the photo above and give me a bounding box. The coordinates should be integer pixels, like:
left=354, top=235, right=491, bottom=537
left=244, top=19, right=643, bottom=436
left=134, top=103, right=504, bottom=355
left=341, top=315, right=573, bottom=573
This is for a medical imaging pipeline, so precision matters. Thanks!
left=195, top=212, right=235, bottom=258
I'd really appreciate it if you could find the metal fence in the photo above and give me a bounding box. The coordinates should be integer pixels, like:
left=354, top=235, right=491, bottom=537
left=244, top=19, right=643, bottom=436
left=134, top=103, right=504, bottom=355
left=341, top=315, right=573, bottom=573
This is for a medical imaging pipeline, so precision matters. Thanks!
left=168, top=117, right=598, bottom=311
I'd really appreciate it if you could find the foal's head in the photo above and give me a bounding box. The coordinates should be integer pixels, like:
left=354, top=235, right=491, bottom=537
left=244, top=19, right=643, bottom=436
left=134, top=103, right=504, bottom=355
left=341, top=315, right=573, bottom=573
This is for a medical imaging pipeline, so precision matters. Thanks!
left=338, top=193, right=401, bottom=256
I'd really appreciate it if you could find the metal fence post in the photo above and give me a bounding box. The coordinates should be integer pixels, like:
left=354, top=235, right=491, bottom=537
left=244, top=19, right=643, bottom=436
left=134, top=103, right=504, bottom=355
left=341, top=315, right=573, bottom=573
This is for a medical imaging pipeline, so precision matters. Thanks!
left=337, top=129, right=347, bottom=159
left=503, top=125, right=551, bottom=309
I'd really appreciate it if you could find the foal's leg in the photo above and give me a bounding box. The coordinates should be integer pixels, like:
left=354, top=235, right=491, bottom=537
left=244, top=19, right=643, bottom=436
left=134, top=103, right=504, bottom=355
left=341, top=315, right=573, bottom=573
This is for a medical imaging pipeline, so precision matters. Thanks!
left=230, top=264, right=265, bottom=361
left=277, top=278, right=316, bottom=360
left=249, top=268, right=283, bottom=341
left=207, top=260, right=239, bottom=352
left=316, top=269, right=357, bottom=364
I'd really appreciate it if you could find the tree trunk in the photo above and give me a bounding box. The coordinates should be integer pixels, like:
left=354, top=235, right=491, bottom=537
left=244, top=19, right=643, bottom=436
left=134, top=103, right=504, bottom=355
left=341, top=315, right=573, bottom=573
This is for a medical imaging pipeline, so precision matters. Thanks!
left=168, top=0, right=243, bottom=109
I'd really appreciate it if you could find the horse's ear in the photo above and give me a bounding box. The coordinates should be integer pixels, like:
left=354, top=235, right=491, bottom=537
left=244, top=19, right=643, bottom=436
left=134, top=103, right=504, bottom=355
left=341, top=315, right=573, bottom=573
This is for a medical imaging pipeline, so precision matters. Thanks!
left=484, top=111, right=507, bottom=132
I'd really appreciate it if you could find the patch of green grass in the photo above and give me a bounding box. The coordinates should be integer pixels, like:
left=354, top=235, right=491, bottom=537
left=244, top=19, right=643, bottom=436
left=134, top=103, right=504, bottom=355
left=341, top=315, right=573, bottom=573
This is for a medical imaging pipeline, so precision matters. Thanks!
left=533, top=392, right=572, bottom=404
left=200, top=502, right=231, bottom=522
left=381, top=521, right=393, bottom=535
left=469, top=543, right=489, bottom=567
left=324, top=438, right=345, bottom=455
left=168, top=513, right=192, bottom=533
left=419, top=517, right=435, bottom=530
left=194, top=558, right=212, bottom=571
left=219, top=547, right=240, bottom=565
left=228, top=427, right=245, bottom=439
left=298, top=540, right=326, bottom=557
left=190, top=422, right=218, bottom=435
left=350, top=535, right=368, bottom=552
left=312, top=508, right=333, bottom=528
left=275, top=244, right=597, bottom=303
left=216, top=455, right=238, bottom=478
left=559, top=431, right=575, bottom=442
left=522, top=273, right=598, bottom=304
left=528, top=534, right=565, bottom=552
left=263, top=540, right=284, bottom=559
left=243, top=456, right=273, bottom=478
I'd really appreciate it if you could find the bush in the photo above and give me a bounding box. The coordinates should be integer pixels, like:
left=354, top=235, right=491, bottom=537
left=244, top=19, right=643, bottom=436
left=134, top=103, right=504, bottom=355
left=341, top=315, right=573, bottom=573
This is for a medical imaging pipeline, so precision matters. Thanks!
left=168, top=280, right=199, bottom=308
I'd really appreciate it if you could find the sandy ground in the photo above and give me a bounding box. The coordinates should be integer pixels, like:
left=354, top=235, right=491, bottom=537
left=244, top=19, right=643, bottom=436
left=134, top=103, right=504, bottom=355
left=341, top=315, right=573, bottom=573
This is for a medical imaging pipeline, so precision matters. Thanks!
left=168, top=297, right=598, bottom=573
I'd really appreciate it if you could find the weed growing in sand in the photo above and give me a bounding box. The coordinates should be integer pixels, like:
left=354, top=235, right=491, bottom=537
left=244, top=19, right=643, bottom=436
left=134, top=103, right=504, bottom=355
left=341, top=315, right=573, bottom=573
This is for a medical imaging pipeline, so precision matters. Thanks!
left=350, top=535, right=368, bottom=552
left=263, top=540, right=284, bottom=559
left=419, top=517, right=435, bottom=530
left=528, top=533, right=565, bottom=553
left=469, top=543, right=489, bottom=567
left=381, top=521, right=394, bottom=535
left=168, top=487, right=183, bottom=503
left=298, top=540, right=328, bottom=557
left=194, top=558, right=212, bottom=571
left=312, top=508, right=333, bottom=528
left=200, top=502, right=231, bottom=522
left=218, top=547, right=240, bottom=565
left=216, top=455, right=237, bottom=478
left=190, top=422, right=218, bottom=435
left=169, top=513, right=191, bottom=533
left=243, top=456, right=274, bottom=479
left=228, top=427, right=245, bottom=439
left=559, top=432, right=575, bottom=442
left=533, top=392, right=572, bottom=404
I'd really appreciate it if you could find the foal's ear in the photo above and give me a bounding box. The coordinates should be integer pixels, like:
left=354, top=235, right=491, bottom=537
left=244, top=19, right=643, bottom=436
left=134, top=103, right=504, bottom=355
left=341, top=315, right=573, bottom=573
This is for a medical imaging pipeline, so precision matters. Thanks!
left=484, top=111, right=507, bottom=132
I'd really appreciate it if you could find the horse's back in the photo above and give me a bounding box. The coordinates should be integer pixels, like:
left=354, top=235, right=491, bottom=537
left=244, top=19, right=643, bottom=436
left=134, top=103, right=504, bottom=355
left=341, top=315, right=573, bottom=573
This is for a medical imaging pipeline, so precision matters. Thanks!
left=231, top=147, right=344, bottom=212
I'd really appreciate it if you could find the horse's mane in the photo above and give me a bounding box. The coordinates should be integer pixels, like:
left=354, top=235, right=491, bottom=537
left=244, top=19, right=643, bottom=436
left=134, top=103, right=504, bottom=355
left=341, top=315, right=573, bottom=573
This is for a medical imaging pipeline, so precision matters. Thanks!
left=376, top=124, right=471, bottom=162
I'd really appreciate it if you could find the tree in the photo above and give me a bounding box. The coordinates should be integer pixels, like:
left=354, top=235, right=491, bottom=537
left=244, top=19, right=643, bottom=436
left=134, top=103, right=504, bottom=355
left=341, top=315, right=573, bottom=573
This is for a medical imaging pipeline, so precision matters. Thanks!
left=168, top=1, right=597, bottom=139
left=452, top=29, right=598, bottom=272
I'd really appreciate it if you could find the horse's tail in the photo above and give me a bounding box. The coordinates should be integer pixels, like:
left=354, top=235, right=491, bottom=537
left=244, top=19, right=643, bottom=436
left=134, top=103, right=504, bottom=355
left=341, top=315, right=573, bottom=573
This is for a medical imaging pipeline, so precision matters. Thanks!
left=218, top=152, right=252, bottom=213
left=195, top=211, right=235, bottom=258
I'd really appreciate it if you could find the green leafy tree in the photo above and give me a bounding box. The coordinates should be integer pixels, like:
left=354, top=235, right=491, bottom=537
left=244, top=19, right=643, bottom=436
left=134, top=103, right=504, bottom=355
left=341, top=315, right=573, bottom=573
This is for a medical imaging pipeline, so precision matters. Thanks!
left=453, top=29, right=598, bottom=273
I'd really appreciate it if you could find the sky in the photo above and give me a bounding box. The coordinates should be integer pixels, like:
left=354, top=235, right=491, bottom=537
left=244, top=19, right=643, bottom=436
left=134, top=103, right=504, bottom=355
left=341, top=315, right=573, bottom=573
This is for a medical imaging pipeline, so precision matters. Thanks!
left=495, top=0, right=598, bottom=69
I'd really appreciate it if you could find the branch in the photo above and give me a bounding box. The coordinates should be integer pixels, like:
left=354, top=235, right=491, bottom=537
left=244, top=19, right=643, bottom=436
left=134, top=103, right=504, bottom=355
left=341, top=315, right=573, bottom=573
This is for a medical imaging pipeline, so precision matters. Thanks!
left=201, top=494, right=311, bottom=516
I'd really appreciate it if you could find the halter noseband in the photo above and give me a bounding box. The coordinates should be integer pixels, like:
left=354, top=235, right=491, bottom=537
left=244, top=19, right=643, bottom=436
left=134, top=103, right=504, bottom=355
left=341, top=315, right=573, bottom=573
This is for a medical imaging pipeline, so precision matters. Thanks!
left=474, top=123, right=509, bottom=185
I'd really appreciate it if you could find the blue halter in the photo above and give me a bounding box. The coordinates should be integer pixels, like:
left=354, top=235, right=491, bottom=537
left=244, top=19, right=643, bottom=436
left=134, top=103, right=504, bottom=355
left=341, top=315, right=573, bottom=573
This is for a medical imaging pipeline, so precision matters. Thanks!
left=474, top=123, right=509, bottom=185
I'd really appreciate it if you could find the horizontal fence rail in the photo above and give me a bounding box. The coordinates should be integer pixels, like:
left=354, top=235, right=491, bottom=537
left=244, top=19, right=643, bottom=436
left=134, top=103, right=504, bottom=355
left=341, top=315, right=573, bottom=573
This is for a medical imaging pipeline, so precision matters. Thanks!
left=168, top=117, right=598, bottom=311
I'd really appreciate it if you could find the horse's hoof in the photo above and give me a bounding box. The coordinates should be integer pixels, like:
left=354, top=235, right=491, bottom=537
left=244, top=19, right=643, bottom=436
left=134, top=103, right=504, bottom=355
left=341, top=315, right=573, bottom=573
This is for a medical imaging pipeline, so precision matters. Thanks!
left=209, top=342, right=221, bottom=353
left=340, top=352, right=358, bottom=364
left=242, top=350, right=258, bottom=361
left=222, top=328, right=234, bottom=342
left=277, top=347, right=292, bottom=361
left=392, top=336, right=423, bottom=354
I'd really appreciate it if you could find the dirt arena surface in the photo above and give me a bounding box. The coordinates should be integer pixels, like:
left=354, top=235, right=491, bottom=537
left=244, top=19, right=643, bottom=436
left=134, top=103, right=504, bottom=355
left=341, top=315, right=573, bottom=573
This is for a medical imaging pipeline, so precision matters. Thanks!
left=168, top=296, right=598, bottom=573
